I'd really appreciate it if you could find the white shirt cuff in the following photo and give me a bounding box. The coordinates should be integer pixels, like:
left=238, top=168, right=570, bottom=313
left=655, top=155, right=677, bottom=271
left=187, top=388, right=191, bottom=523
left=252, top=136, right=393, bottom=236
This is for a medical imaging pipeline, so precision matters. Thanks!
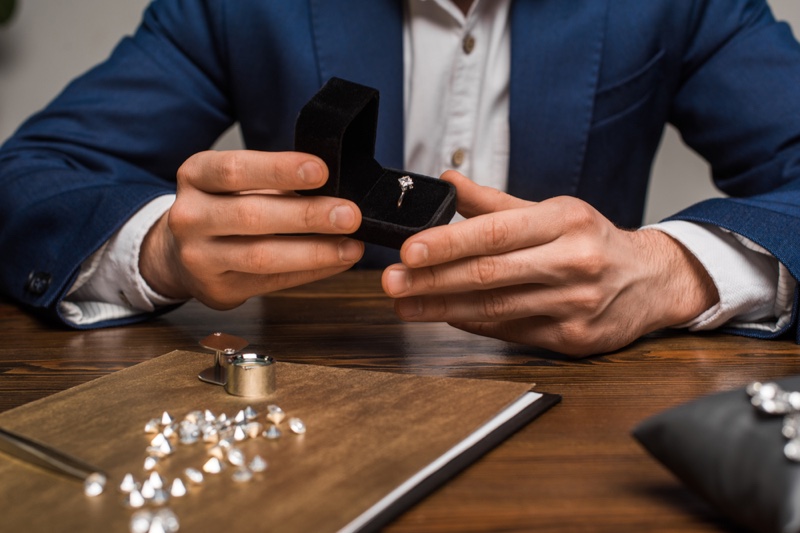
left=647, top=220, right=795, bottom=334
left=60, top=195, right=183, bottom=326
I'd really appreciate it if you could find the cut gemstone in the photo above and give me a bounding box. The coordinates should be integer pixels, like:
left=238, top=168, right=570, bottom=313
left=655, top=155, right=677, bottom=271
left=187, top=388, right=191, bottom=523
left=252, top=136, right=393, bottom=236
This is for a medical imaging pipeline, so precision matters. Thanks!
left=144, top=419, right=161, bottom=434
left=119, top=473, right=138, bottom=493
left=263, top=425, right=282, bottom=440
left=244, top=406, right=258, bottom=420
left=169, top=478, right=187, bottom=498
left=129, top=510, right=153, bottom=533
left=232, top=467, right=253, bottom=483
left=203, top=457, right=224, bottom=474
left=266, top=405, right=286, bottom=425
left=160, top=411, right=174, bottom=426
left=148, top=471, right=165, bottom=490
left=184, top=468, right=204, bottom=484
left=289, top=417, right=307, bottom=435
left=226, top=447, right=245, bottom=467
left=144, top=456, right=159, bottom=471
left=124, top=489, right=146, bottom=509
left=83, top=472, right=106, bottom=497
left=249, top=455, right=267, bottom=473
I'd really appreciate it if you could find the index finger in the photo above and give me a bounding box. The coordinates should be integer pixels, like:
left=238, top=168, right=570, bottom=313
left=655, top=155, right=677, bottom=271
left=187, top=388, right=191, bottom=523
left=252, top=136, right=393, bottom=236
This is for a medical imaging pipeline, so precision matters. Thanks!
left=177, top=150, right=329, bottom=194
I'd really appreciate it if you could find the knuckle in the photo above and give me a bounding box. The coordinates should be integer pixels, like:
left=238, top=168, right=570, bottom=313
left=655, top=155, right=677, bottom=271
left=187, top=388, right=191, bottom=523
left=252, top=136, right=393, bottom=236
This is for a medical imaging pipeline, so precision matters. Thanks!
left=215, top=151, right=245, bottom=190
left=481, top=291, right=513, bottom=320
left=480, top=216, right=512, bottom=253
left=470, top=256, right=500, bottom=286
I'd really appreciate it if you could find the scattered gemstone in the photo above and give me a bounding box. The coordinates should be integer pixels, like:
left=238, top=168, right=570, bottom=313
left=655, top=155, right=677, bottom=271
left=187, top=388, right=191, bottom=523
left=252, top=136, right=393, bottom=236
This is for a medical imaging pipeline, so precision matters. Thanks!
left=143, top=456, right=159, bottom=471
left=84, top=472, right=106, bottom=497
left=244, top=406, right=258, bottom=420
left=148, top=471, right=165, bottom=490
left=249, top=455, right=267, bottom=473
left=150, top=489, right=170, bottom=506
left=208, top=445, right=225, bottom=461
left=245, top=421, right=263, bottom=439
left=154, top=508, right=180, bottom=533
left=129, top=510, right=154, bottom=533
left=288, top=417, right=307, bottom=435
left=232, top=467, right=253, bottom=483
left=160, top=412, right=174, bottom=426
left=144, top=419, right=161, bottom=434
left=140, top=480, right=156, bottom=500
left=184, top=468, right=204, bottom=484
left=226, top=447, right=245, bottom=467
left=263, top=425, right=281, bottom=440
left=234, top=410, right=247, bottom=423
left=266, top=405, right=286, bottom=425
left=203, top=457, right=224, bottom=474
left=169, top=478, right=187, bottom=498
left=119, top=473, right=138, bottom=493
left=233, top=425, right=247, bottom=442
left=124, top=489, right=146, bottom=509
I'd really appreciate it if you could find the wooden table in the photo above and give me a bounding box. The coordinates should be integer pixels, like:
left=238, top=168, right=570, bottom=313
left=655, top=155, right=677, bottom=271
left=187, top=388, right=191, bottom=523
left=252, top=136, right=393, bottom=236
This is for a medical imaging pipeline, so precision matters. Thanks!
left=2, top=270, right=799, bottom=532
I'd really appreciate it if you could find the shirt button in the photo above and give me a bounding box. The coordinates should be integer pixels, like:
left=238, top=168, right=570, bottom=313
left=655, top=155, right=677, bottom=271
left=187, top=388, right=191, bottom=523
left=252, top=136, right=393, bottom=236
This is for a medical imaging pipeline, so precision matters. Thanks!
left=462, top=34, right=476, bottom=54
left=451, top=148, right=465, bottom=167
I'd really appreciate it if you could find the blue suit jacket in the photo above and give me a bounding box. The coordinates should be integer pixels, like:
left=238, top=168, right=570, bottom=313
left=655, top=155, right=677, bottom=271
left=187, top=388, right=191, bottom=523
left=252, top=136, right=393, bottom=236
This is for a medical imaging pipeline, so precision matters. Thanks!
left=2, top=0, right=800, bottom=340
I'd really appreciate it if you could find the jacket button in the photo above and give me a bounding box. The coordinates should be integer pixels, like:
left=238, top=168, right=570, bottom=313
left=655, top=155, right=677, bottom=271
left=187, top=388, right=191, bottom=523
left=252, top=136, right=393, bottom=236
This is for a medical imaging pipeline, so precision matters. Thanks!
left=25, top=271, right=52, bottom=296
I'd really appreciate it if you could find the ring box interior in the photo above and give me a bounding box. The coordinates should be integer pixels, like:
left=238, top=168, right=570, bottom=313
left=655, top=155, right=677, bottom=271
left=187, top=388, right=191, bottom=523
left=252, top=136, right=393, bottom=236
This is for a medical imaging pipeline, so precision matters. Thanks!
left=295, top=77, right=456, bottom=249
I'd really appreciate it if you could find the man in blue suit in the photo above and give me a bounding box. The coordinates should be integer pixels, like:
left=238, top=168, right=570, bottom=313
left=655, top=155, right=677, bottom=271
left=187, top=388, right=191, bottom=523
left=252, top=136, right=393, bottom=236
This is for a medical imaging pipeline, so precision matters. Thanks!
left=1, top=0, right=799, bottom=356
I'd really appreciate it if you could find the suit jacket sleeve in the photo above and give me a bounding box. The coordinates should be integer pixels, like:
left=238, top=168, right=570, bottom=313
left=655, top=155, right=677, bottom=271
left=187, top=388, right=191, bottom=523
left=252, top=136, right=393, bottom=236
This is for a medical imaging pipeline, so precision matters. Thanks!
left=665, top=0, right=800, bottom=341
left=0, top=0, right=233, bottom=326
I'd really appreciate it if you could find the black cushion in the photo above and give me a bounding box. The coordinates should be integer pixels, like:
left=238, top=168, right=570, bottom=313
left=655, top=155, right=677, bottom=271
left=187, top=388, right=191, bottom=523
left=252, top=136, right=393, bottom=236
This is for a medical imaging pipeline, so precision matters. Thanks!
left=633, top=375, right=800, bottom=533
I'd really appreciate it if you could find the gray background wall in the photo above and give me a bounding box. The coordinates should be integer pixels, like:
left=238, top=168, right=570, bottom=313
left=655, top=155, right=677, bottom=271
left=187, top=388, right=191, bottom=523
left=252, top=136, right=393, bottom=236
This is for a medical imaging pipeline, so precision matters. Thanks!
left=1, top=0, right=798, bottom=225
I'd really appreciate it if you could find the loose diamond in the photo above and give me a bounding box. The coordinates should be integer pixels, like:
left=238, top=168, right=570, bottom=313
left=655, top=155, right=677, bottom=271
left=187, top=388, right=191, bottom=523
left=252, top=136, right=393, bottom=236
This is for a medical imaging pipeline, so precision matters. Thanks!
left=144, top=456, right=159, bottom=471
left=203, top=457, right=224, bottom=474
left=289, top=417, right=307, bottom=435
left=129, top=510, right=154, bottom=533
left=119, top=473, right=138, bottom=493
left=144, top=419, right=161, bottom=434
left=227, top=447, right=245, bottom=467
left=244, top=406, right=258, bottom=420
left=232, top=467, right=253, bottom=483
left=169, top=478, right=187, bottom=498
left=124, top=489, right=146, bottom=509
left=266, top=405, right=286, bottom=425
left=148, top=471, right=165, bottom=490
left=184, top=468, right=204, bottom=484
left=160, top=412, right=174, bottom=426
left=83, top=472, right=106, bottom=497
left=263, top=425, right=282, bottom=440
left=249, top=455, right=267, bottom=473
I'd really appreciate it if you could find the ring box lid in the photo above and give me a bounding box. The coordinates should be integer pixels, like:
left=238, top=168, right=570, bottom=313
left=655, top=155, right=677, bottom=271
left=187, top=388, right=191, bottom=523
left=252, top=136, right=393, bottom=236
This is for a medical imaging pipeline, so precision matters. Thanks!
left=295, top=77, right=456, bottom=249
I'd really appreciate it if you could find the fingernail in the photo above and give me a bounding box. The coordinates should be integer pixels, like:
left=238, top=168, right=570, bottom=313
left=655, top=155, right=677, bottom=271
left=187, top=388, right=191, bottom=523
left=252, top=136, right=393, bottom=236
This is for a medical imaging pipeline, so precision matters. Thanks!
left=396, top=297, right=423, bottom=318
left=298, top=161, right=323, bottom=185
left=406, top=242, right=429, bottom=266
left=385, top=268, right=411, bottom=296
left=330, top=205, right=356, bottom=230
left=338, top=239, right=363, bottom=262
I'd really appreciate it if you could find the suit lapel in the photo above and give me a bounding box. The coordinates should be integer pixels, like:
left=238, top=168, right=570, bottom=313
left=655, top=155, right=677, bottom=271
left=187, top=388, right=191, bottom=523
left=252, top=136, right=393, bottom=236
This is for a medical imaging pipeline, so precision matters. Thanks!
left=508, top=0, right=609, bottom=200
left=308, top=0, right=405, bottom=169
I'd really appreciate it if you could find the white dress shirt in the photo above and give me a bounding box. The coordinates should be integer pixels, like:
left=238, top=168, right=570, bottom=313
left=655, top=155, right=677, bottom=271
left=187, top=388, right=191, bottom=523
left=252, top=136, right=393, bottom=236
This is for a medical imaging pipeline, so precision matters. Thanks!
left=62, top=0, right=795, bottom=335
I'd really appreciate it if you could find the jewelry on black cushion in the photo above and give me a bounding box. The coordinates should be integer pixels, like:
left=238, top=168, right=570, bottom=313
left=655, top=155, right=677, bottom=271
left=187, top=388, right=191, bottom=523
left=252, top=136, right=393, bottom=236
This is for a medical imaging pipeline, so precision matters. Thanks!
left=397, top=175, right=414, bottom=208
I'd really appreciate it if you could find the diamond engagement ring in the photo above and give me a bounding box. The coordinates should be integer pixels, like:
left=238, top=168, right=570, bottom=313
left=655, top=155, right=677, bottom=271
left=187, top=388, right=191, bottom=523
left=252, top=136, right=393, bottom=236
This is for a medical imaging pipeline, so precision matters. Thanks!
left=397, top=175, right=414, bottom=208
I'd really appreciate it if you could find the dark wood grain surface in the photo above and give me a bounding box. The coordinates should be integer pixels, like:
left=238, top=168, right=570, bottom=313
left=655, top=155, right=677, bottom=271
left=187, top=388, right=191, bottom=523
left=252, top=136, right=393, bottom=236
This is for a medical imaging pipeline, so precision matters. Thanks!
left=2, top=270, right=799, bottom=532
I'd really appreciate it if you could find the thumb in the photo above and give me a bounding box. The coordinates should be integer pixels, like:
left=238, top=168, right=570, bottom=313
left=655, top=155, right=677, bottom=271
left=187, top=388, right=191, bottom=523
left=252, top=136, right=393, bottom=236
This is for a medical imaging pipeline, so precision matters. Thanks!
left=440, top=170, right=534, bottom=218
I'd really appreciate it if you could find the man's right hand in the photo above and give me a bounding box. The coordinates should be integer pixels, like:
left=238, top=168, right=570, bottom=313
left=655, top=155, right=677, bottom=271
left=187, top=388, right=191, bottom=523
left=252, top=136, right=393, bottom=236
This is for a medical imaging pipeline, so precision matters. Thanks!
left=140, top=150, right=364, bottom=309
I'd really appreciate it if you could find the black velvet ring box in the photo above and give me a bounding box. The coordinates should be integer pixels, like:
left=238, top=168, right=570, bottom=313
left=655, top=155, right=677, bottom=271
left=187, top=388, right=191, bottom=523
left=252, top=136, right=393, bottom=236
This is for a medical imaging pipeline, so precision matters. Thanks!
left=295, top=77, right=456, bottom=249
